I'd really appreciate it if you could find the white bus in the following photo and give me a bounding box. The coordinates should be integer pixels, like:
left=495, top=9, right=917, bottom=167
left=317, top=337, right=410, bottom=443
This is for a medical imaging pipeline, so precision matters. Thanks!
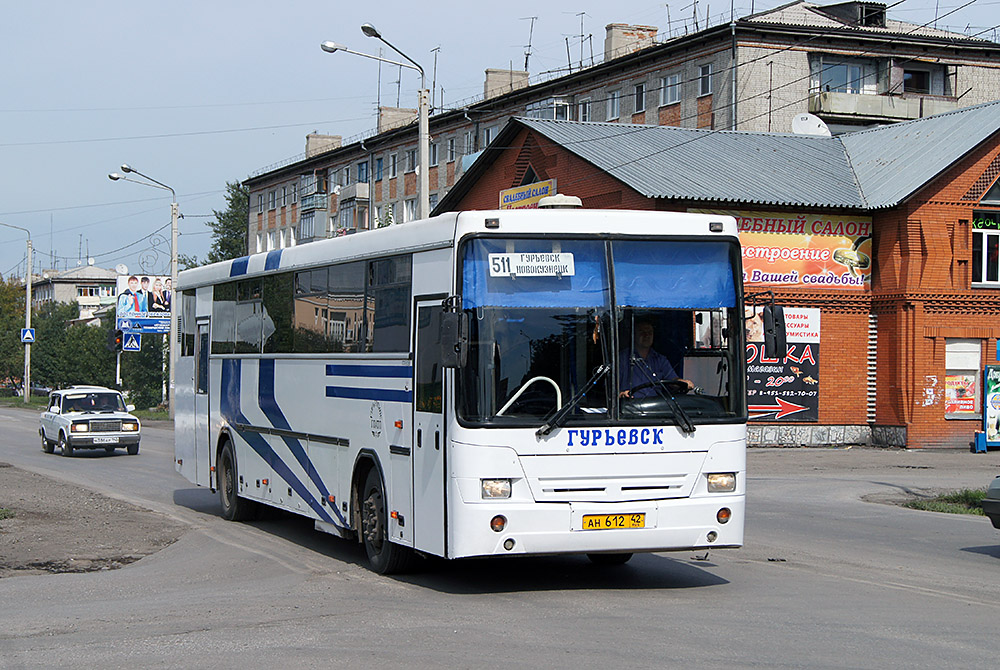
left=175, top=208, right=760, bottom=573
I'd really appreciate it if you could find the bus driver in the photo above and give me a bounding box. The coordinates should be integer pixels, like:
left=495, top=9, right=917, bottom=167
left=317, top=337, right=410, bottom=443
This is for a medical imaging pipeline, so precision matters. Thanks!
left=619, top=319, right=693, bottom=398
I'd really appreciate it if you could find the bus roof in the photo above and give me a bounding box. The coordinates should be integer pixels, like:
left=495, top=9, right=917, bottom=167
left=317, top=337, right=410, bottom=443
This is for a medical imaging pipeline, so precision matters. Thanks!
left=177, top=209, right=737, bottom=290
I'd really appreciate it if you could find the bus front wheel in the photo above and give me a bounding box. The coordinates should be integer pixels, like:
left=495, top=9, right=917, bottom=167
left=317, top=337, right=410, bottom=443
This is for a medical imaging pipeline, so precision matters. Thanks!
left=218, top=441, right=259, bottom=522
left=360, top=468, right=413, bottom=574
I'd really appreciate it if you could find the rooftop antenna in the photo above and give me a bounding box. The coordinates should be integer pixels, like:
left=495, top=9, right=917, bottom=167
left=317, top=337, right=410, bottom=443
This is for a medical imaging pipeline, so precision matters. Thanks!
left=376, top=46, right=383, bottom=115
left=666, top=4, right=674, bottom=37
left=576, top=12, right=588, bottom=68
left=565, top=37, right=573, bottom=73
left=521, top=16, right=538, bottom=71
left=393, top=64, right=402, bottom=107
left=430, top=46, right=440, bottom=112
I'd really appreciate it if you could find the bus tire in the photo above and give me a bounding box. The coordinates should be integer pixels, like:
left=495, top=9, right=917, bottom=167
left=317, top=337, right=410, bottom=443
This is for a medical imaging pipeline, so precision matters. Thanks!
left=218, top=441, right=258, bottom=522
left=586, top=552, right=633, bottom=566
left=360, top=468, right=414, bottom=574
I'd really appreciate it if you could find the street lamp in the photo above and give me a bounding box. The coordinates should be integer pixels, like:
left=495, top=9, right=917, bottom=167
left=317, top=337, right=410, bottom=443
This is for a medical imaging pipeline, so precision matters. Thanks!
left=108, top=165, right=179, bottom=420
left=321, top=23, right=430, bottom=220
left=0, top=222, right=32, bottom=404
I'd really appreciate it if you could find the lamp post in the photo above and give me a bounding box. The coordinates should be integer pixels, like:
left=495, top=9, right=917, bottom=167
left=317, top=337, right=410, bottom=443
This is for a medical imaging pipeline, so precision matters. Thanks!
left=321, top=22, right=430, bottom=220
left=108, top=165, right=178, bottom=420
left=0, top=222, right=32, bottom=404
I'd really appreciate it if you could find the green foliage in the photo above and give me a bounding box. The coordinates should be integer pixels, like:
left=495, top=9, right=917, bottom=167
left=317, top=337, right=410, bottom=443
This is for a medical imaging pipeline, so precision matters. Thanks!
left=121, top=328, right=166, bottom=410
left=903, top=488, right=986, bottom=516
left=206, top=180, right=250, bottom=264
left=0, top=508, right=14, bottom=521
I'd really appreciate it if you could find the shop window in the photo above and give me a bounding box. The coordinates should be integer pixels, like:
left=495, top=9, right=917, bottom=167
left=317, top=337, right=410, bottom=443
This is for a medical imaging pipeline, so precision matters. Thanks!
left=972, top=210, right=1000, bottom=285
left=945, top=339, right=981, bottom=418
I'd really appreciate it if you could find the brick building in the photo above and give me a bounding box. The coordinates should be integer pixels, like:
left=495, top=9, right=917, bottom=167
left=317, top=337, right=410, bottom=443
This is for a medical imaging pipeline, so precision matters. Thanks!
left=244, top=0, right=1000, bottom=255
left=434, top=101, right=1000, bottom=449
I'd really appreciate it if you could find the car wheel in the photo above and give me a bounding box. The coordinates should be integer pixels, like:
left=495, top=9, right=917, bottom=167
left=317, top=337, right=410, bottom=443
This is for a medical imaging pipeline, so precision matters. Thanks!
left=218, top=441, right=258, bottom=521
left=126, top=443, right=139, bottom=456
left=586, top=553, right=633, bottom=566
left=59, top=434, right=73, bottom=457
left=41, top=432, right=54, bottom=454
left=360, top=468, right=414, bottom=574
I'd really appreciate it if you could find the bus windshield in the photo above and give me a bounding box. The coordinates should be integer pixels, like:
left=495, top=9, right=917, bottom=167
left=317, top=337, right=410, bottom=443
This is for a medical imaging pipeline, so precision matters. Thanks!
left=457, top=237, right=745, bottom=428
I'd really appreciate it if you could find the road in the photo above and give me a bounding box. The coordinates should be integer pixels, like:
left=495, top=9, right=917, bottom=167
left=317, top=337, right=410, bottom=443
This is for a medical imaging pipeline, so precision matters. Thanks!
left=1, top=404, right=999, bottom=669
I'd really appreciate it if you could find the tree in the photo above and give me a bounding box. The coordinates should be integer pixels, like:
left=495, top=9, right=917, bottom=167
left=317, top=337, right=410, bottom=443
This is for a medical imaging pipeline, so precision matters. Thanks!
left=206, top=180, right=250, bottom=264
left=0, top=278, right=25, bottom=387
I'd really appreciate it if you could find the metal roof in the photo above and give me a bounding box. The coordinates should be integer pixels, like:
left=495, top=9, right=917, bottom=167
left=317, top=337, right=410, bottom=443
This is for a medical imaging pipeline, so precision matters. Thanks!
left=493, top=99, right=1000, bottom=210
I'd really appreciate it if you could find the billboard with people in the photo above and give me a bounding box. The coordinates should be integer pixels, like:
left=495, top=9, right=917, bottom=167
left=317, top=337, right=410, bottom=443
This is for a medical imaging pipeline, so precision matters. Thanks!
left=115, top=274, right=171, bottom=334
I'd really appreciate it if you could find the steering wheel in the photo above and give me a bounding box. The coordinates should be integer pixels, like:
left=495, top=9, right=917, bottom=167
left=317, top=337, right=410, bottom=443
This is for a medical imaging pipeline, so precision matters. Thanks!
left=627, top=379, right=690, bottom=396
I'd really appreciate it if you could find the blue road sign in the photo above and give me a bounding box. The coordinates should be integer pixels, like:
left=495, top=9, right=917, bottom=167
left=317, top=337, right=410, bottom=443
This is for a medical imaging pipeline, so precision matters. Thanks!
left=123, top=333, right=142, bottom=352
left=20, top=328, right=35, bottom=343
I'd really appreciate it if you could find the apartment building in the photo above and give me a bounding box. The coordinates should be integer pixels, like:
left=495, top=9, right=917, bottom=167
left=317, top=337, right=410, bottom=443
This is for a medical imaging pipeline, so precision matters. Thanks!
left=244, top=0, right=1000, bottom=253
left=30, top=265, right=118, bottom=322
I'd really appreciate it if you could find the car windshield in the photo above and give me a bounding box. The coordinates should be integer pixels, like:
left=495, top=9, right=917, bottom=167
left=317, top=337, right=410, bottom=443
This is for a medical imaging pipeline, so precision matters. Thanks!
left=457, top=237, right=745, bottom=428
left=62, top=392, right=125, bottom=413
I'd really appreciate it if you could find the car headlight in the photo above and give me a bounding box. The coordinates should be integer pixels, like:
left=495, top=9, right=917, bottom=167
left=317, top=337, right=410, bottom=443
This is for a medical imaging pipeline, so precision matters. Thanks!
left=481, top=479, right=512, bottom=499
left=122, top=422, right=139, bottom=432
left=707, top=472, right=736, bottom=492
left=71, top=423, right=89, bottom=433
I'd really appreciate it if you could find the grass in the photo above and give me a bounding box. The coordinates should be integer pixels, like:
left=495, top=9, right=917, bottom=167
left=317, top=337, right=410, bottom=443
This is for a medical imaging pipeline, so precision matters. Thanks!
left=903, top=488, right=987, bottom=516
left=0, top=395, right=48, bottom=409
left=133, top=407, right=170, bottom=422
left=0, top=508, right=14, bottom=521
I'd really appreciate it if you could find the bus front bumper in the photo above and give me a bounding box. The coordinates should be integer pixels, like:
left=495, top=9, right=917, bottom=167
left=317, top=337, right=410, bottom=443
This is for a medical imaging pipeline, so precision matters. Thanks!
left=447, top=494, right=744, bottom=559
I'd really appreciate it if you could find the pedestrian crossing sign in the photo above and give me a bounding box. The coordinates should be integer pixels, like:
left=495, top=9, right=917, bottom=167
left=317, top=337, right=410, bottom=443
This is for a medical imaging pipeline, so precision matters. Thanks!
left=20, top=328, right=35, bottom=343
left=123, top=334, right=141, bottom=352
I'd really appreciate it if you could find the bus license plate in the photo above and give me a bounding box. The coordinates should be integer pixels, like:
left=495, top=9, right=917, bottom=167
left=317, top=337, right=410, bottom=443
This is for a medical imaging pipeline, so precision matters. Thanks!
left=581, top=513, right=645, bottom=530
left=93, top=437, right=118, bottom=444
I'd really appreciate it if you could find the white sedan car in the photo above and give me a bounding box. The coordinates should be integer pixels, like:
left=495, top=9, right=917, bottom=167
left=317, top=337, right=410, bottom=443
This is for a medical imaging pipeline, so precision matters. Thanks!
left=39, top=386, right=141, bottom=456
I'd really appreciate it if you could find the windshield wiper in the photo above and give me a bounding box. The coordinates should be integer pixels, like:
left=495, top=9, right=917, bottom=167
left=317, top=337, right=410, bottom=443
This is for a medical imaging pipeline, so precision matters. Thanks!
left=536, top=363, right=610, bottom=437
left=629, top=356, right=696, bottom=434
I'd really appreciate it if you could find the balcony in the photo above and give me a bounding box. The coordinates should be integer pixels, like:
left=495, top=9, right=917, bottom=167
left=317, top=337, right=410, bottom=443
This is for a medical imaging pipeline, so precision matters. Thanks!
left=810, top=91, right=961, bottom=122
left=337, top=182, right=369, bottom=202
left=299, top=192, right=328, bottom=212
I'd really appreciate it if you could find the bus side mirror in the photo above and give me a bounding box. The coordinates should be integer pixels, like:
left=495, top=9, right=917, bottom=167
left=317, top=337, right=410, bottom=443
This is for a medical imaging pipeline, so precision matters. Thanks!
left=763, top=304, right=787, bottom=360
left=441, top=311, right=468, bottom=368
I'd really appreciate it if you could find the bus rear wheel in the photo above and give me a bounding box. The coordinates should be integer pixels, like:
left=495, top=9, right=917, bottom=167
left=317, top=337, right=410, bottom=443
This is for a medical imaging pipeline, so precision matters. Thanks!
left=587, top=552, right=633, bottom=566
left=218, top=441, right=258, bottom=522
left=360, top=468, right=413, bottom=574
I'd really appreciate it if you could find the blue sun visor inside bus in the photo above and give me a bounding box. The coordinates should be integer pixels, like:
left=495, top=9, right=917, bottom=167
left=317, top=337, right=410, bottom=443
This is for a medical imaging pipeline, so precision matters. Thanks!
left=462, top=238, right=609, bottom=308
left=612, top=240, right=736, bottom=309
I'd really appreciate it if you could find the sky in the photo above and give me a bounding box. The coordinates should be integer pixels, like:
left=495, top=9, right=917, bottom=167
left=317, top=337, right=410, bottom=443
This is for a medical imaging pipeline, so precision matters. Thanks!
left=0, top=0, right=996, bottom=280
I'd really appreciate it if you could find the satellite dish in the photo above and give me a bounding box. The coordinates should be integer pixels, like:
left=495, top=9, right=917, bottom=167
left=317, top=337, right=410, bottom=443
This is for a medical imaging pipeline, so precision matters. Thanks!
left=87, top=257, right=95, bottom=266
left=115, top=264, right=129, bottom=275
left=791, top=113, right=832, bottom=137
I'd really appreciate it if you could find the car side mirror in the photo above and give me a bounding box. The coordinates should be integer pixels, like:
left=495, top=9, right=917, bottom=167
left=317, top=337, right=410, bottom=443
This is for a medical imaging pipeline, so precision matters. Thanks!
left=440, top=311, right=468, bottom=369
left=50, top=406, right=60, bottom=414
left=126, top=404, right=136, bottom=412
left=763, top=304, right=787, bottom=360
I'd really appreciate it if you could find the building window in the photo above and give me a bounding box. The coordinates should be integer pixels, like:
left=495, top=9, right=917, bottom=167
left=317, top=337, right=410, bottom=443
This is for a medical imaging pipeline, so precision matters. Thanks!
left=339, top=200, right=356, bottom=230
left=464, top=130, right=475, bottom=154
left=448, top=138, right=456, bottom=162
left=281, top=186, right=287, bottom=207
left=257, top=194, right=264, bottom=214
left=699, top=64, right=713, bottom=96
left=300, top=212, right=315, bottom=240
left=525, top=98, right=570, bottom=120
left=661, top=73, right=681, bottom=105
left=429, top=193, right=438, bottom=210
left=430, top=142, right=439, bottom=167
left=633, top=83, right=645, bottom=113
left=404, top=198, right=417, bottom=222
left=375, top=157, right=383, bottom=181
left=268, top=190, right=276, bottom=210
left=578, top=98, right=591, bottom=122
left=390, top=154, right=398, bottom=178
left=267, top=231, right=276, bottom=251
left=256, top=233, right=263, bottom=253
left=278, top=229, right=285, bottom=249
left=358, top=161, right=369, bottom=183
left=903, top=69, right=930, bottom=94
left=483, top=126, right=498, bottom=146
left=341, top=166, right=350, bottom=186
left=945, top=339, right=981, bottom=417
left=814, top=56, right=876, bottom=94
left=291, top=183, right=298, bottom=203
left=608, top=90, right=620, bottom=119
left=972, top=211, right=1000, bottom=284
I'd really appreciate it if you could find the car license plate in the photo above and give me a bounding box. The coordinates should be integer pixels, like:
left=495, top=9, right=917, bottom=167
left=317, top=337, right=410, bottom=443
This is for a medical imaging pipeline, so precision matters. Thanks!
left=581, top=513, right=645, bottom=530
left=93, top=436, right=118, bottom=444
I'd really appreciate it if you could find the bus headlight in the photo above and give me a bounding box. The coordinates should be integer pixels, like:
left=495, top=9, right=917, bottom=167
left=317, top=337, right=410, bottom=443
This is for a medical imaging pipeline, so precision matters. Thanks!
left=707, top=473, right=736, bottom=492
left=481, top=479, right=512, bottom=499
left=71, top=423, right=89, bottom=433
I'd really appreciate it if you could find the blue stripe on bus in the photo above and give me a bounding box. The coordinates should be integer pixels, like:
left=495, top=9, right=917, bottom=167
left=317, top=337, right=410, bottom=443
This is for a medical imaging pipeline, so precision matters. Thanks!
left=264, top=249, right=282, bottom=271
left=220, top=359, right=337, bottom=526
left=326, top=364, right=412, bottom=378
left=229, top=256, right=250, bottom=277
left=326, top=386, right=413, bottom=403
left=258, top=359, right=345, bottom=525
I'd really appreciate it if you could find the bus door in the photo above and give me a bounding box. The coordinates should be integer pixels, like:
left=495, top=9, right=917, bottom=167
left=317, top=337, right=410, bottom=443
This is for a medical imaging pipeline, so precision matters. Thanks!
left=194, top=320, right=211, bottom=486
left=412, top=299, right=446, bottom=556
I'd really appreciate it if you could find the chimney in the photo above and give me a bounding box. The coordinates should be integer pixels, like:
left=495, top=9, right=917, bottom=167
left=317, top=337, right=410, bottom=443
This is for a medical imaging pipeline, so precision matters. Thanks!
left=484, top=69, right=530, bottom=100
left=378, top=107, right=419, bottom=133
left=604, top=23, right=658, bottom=61
left=305, top=133, right=342, bottom=157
